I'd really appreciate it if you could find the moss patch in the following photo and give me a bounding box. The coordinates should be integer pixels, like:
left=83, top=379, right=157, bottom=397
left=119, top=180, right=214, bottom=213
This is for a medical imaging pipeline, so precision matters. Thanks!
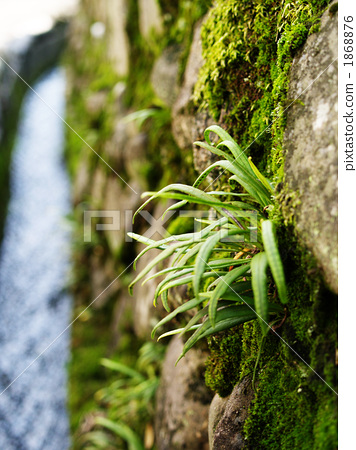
left=205, top=327, right=244, bottom=397
left=244, top=355, right=337, bottom=449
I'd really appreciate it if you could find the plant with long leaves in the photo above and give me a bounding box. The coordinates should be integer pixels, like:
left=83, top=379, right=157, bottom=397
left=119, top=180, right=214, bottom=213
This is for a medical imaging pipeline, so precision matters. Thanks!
left=129, top=125, right=288, bottom=362
left=79, top=342, right=165, bottom=449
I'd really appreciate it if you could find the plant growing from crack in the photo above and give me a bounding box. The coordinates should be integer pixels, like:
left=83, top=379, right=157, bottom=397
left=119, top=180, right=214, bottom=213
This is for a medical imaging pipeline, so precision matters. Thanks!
left=128, top=125, right=288, bottom=363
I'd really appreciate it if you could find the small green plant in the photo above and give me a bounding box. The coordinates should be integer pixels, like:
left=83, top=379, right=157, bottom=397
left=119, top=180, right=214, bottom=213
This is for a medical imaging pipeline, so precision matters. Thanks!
left=129, top=126, right=288, bottom=361
left=79, top=342, right=165, bottom=449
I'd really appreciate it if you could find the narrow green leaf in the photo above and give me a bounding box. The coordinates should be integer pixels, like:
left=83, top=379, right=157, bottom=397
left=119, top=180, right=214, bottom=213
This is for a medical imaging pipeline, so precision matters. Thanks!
left=100, top=359, right=145, bottom=381
left=95, top=417, right=145, bottom=450
left=194, top=229, right=231, bottom=297
left=164, top=199, right=188, bottom=215
left=129, top=240, right=191, bottom=294
left=261, top=220, right=288, bottom=304
left=199, top=160, right=271, bottom=206
left=181, top=299, right=243, bottom=336
left=157, top=325, right=201, bottom=341
left=142, top=265, right=192, bottom=285
left=144, top=257, right=246, bottom=285
left=131, top=234, right=191, bottom=270
left=217, top=140, right=252, bottom=176
left=151, top=296, right=209, bottom=338
left=207, top=191, right=251, bottom=198
left=157, top=271, right=224, bottom=300
left=141, top=191, right=253, bottom=213
left=172, top=241, right=203, bottom=266
left=153, top=268, right=194, bottom=307
left=171, top=217, right=229, bottom=267
left=251, top=252, right=269, bottom=335
left=203, top=125, right=235, bottom=147
left=177, top=305, right=257, bottom=363
left=161, top=288, right=169, bottom=311
left=208, top=263, right=251, bottom=327
left=128, top=232, right=170, bottom=252
left=219, top=280, right=252, bottom=294
left=248, top=157, right=274, bottom=193
left=219, top=290, right=284, bottom=313
left=194, top=140, right=235, bottom=163
left=133, top=217, right=228, bottom=269
left=200, top=125, right=253, bottom=176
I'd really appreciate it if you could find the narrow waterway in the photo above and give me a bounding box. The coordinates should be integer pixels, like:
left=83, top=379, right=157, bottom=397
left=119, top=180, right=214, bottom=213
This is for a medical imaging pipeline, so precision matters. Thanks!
left=0, top=68, right=71, bottom=449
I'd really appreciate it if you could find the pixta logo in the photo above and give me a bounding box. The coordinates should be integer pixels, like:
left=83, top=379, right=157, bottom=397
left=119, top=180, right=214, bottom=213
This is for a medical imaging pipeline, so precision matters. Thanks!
left=83, top=209, right=258, bottom=243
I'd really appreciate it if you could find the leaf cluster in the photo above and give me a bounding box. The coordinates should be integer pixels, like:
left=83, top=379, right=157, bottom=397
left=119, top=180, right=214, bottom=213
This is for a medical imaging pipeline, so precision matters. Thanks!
left=78, top=342, right=165, bottom=449
left=129, top=126, right=288, bottom=361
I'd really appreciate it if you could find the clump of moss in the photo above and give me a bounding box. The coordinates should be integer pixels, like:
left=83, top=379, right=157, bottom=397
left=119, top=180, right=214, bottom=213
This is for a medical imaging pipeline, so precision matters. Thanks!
left=205, top=327, right=244, bottom=397
left=244, top=310, right=337, bottom=450
left=244, top=355, right=337, bottom=449
left=241, top=224, right=337, bottom=448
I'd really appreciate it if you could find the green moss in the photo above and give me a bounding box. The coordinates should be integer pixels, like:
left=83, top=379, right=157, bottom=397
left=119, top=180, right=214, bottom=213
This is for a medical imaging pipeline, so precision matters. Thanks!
left=240, top=223, right=337, bottom=448
left=205, top=327, right=244, bottom=397
left=244, top=356, right=337, bottom=449
left=243, top=311, right=337, bottom=449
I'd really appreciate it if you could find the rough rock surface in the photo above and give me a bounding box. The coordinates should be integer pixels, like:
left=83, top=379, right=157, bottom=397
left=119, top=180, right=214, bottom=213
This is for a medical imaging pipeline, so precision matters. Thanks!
left=208, top=393, right=229, bottom=449
left=155, top=335, right=212, bottom=450
left=210, top=377, right=254, bottom=449
left=283, top=3, right=338, bottom=293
